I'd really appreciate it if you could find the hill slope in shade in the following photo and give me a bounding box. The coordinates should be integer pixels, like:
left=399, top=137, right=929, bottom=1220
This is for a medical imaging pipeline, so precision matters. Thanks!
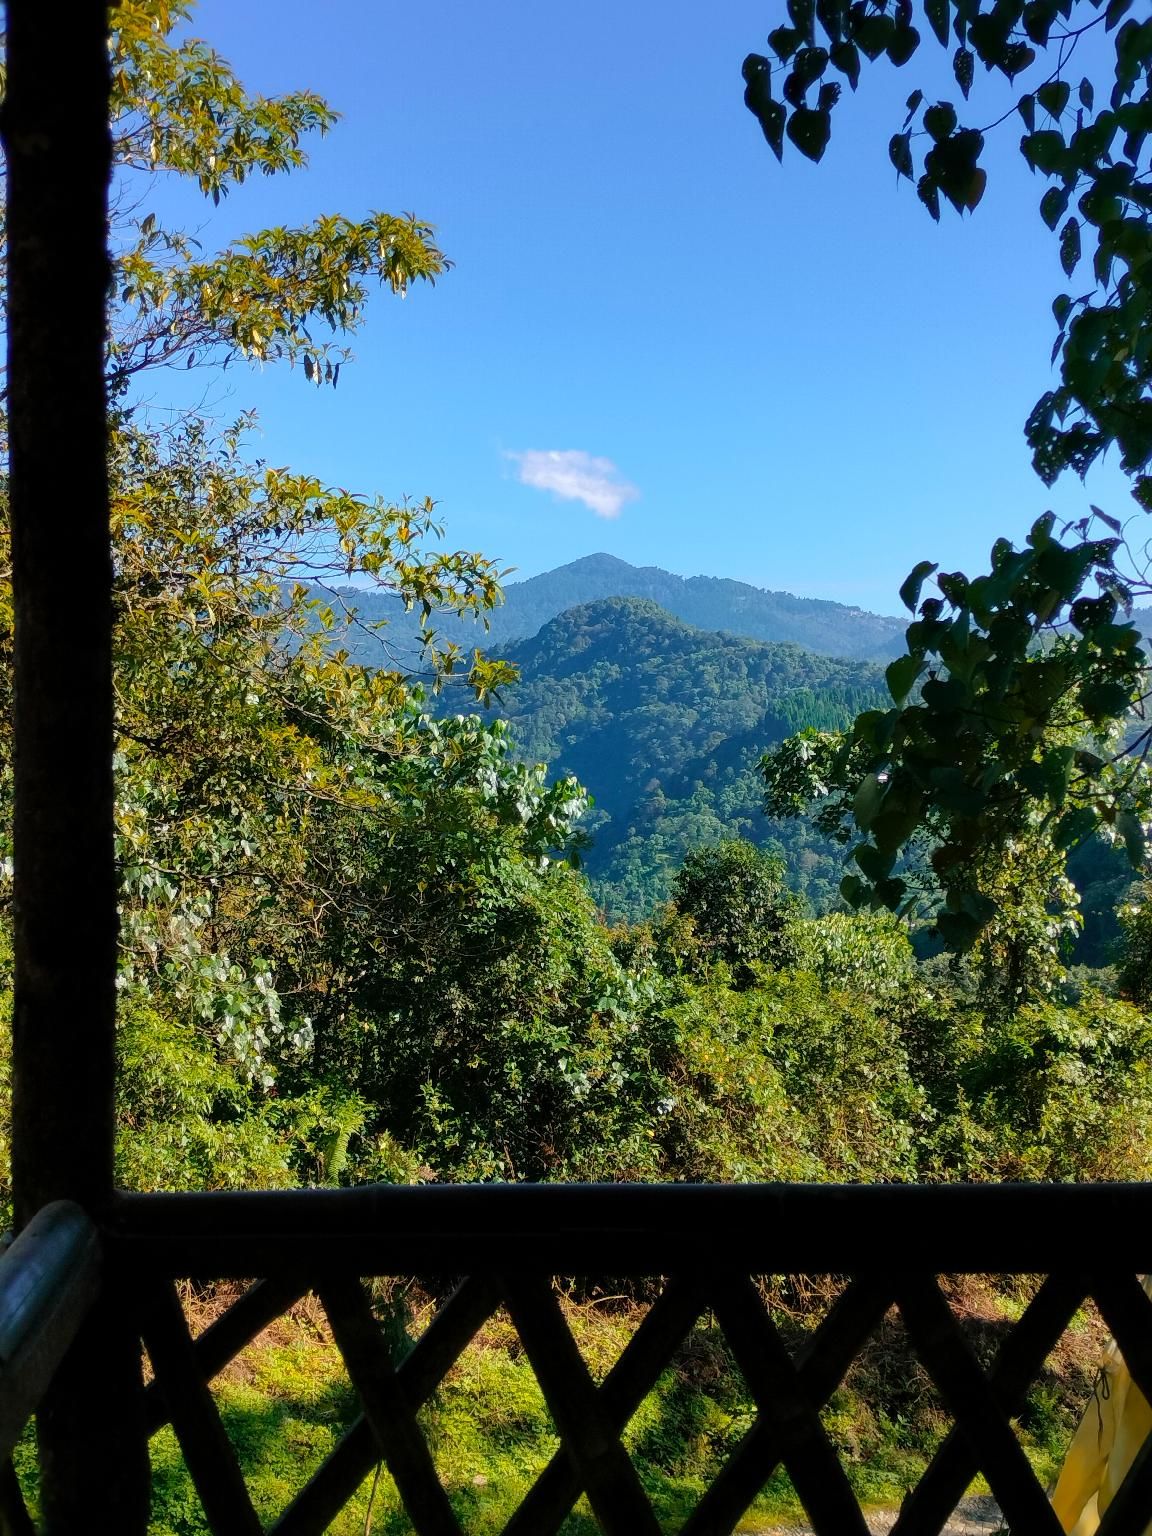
left=488, top=597, right=890, bottom=918
left=318, top=553, right=908, bottom=665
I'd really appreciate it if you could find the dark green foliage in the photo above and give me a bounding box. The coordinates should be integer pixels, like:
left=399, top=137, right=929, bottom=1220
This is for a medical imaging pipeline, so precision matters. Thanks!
left=670, top=840, right=803, bottom=980
left=763, top=518, right=1148, bottom=949
left=300, top=862, right=670, bottom=1182
left=115, top=1002, right=296, bottom=1192
left=1117, top=881, right=1152, bottom=1008
left=488, top=596, right=889, bottom=918
left=1066, top=834, right=1132, bottom=966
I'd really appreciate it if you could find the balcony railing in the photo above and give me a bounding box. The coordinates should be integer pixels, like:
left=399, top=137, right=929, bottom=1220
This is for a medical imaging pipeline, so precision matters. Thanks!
left=3, top=1182, right=1152, bottom=1535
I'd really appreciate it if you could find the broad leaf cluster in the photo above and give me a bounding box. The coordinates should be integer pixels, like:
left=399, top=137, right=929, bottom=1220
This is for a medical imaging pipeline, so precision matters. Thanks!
left=744, top=0, right=1152, bottom=488
left=764, top=514, right=1150, bottom=957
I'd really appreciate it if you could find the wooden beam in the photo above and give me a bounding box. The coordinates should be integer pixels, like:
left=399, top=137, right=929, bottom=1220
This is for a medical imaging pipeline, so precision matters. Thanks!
left=0, top=1204, right=99, bottom=1463
left=109, top=1181, right=1152, bottom=1275
left=6, top=0, right=118, bottom=1230
left=2, top=4, right=150, bottom=1528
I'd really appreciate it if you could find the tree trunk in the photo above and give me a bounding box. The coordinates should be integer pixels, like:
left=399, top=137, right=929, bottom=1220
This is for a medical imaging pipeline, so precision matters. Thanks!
left=3, top=5, right=149, bottom=1528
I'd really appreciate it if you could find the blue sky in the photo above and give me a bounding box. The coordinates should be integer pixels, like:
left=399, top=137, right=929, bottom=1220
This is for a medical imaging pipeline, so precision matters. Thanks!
left=141, top=0, right=1131, bottom=614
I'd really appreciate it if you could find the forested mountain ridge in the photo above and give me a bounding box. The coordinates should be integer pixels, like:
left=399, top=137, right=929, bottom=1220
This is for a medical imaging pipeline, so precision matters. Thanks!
left=491, top=554, right=908, bottom=658
left=319, top=551, right=909, bottom=664
left=478, top=596, right=890, bottom=917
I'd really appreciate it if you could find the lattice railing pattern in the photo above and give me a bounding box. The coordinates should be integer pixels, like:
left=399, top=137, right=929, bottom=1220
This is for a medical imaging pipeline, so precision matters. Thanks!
left=21, top=1269, right=1148, bottom=1536
left=8, top=1184, right=1152, bottom=1535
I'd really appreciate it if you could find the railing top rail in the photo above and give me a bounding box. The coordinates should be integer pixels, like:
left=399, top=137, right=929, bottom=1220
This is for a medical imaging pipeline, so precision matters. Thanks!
left=108, top=1181, right=1152, bottom=1275
left=0, top=1201, right=100, bottom=1461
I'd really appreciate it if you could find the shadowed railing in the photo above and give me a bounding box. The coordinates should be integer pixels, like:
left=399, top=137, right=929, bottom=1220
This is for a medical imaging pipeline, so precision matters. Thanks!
left=0, top=1203, right=102, bottom=1535
left=5, top=1182, right=1151, bottom=1536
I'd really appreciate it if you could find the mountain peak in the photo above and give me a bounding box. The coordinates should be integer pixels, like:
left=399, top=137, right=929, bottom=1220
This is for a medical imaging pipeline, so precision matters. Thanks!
left=563, top=552, right=634, bottom=570
left=499, top=555, right=904, bottom=662
left=320, top=553, right=906, bottom=667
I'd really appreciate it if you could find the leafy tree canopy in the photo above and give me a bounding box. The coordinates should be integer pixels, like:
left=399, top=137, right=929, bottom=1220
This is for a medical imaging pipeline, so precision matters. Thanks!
left=0, top=0, right=583, bottom=1122
left=748, top=0, right=1152, bottom=944
left=670, top=839, right=804, bottom=981
left=743, top=0, right=1152, bottom=490
left=107, top=0, right=446, bottom=393
left=763, top=513, right=1149, bottom=948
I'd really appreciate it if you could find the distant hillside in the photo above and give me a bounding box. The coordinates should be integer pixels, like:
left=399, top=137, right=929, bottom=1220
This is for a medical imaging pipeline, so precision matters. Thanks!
left=489, top=597, right=889, bottom=919
left=314, top=552, right=908, bottom=665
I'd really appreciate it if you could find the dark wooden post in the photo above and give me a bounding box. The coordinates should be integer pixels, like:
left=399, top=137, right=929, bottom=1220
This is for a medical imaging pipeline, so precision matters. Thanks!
left=3, top=4, right=150, bottom=1528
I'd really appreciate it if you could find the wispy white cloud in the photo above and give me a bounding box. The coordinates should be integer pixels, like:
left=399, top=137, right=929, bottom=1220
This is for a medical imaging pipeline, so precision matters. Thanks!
left=506, top=449, right=639, bottom=520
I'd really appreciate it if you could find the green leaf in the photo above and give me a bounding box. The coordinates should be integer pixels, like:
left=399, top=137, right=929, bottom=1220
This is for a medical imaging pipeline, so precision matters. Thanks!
left=1040, top=185, right=1069, bottom=230
left=958, top=890, right=997, bottom=925
left=1022, top=0, right=1054, bottom=45
left=917, top=173, right=942, bottom=220
left=816, top=0, right=848, bottom=44
left=899, top=560, right=938, bottom=612
left=1056, top=804, right=1099, bottom=854
left=887, top=22, right=920, bottom=65
left=1106, top=0, right=1134, bottom=30
left=1020, top=130, right=1066, bottom=174
left=1038, top=744, right=1076, bottom=805
left=1079, top=77, right=1094, bottom=111
left=1017, top=93, right=1036, bottom=133
left=925, top=127, right=987, bottom=211
left=904, top=88, right=924, bottom=126
left=889, top=132, right=914, bottom=179
left=839, top=872, right=865, bottom=908
left=874, top=875, right=908, bottom=908
left=935, top=910, right=982, bottom=949
left=1091, top=503, right=1122, bottom=533
left=855, top=13, right=895, bottom=59
left=1117, top=810, right=1146, bottom=868
left=854, top=843, right=895, bottom=882
left=953, top=46, right=974, bottom=98
left=786, top=106, right=832, bottom=160
left=763, top=99, right=788, bottom=158
left=1002, top=42, right=1036, bottom=80
left=784, top=69, right=810, bottom=107
left=745, top=66, right=787, bottom=161
left=924, top=101, right=958, bottom=141
left=920, top=676, right=967, bottom=711
left=853, top=772, right=886, bottom=829
left=792, top=45, right=831, bottom=83
left=742, top=51, right=771, bottom=85
left=1037, top=79, right=1071, bottom=119
left=886, top=652, right=924, bottom=704
left=873, top=790, right=925, bottom=853
left=925, top=0, right=950, bottom=47
left=1079, top=678, right=1134, bottom=718
left=789, top=0, right=817, bottom=42
left=830, top=39, right=861, bottom=86
left=1059, top=216, right=1081, bottom=276
left=853, top=709, right=897, bottom=750
left=768, top=25, right=803, bottom=60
